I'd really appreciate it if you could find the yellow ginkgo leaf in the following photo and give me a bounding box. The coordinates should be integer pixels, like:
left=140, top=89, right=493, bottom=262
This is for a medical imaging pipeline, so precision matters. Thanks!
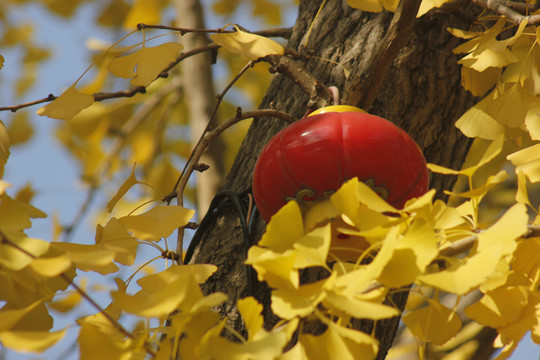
left=95, top=218, right=138, bottom=266
left=107, top=165, right=140, bottom=213
left=258, top=200, right=304, bottom=253
left=346, top=0, right=383, bottom=12
left=403, top=299, right=462, bottom=345
left=29, top=255, right=72, bottom=277
left=376, top=219, right=438, bottom=288
left=0, top=54, right=4, bottom=69
left=108, top=42, right=184, bottom=87
left=323, top=291, right=399, bottom=320
left=246, top=246, right=299, bottom=289
left=293, top=224, right=331, bottom=270
left=460, top=66, right=499, bottom=97
left=419, top=203, right=528, bottom=294
left=0, top=329, right=66, bottom=353
left=0, top=237, right=49, bottom=271
left=465, top=286, right=528, bottom=329
left=210, top=26, right=284, bottom=60
left=417, top=0, right=452, bottom=17
left=237, top=297, right=263, bottom=340
left=507, top=143, right=540, bottom=182
left=454, top=91, right=505, bottom=140
left=49, top=291, right=82, bottom=313
left=525, top=106, right=540, bottom=140
left=0, top=300, right=43, bottom=331
left=36, top=84, right=94, bottom=120
left=118, top=204, right=195, bottom=241
left=114, top=267, right=218, bottom=318
left=428, top=134, right=504, bottom=178
left=271, top=274, right=333, bottom=319
left=300, top=320, right=378, bottom=360
left=515, top=170, right=532, bottom=207
left=52, top=242, right=118, bottom=275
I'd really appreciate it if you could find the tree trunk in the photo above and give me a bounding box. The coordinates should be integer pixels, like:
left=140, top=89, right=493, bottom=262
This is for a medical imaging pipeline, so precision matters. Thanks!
left=175, top=0, right=226, bottom=214
left=189, top=0, right=476, bottom=358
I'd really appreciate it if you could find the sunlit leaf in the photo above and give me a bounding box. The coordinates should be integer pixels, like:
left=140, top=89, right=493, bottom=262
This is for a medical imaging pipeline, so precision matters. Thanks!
left=258, top=201, right=304, bottom=253
left=419, top=204, right=528, bottom=294
left=29, top=255, right=72, bottom=277
left=525, top=106, right=540, bottom=140
left=507, top=143, right=540, bottom=182
left=115, top=265, right=218, bottom=318
left=293, top=224, right=331, bottom=270
left=428, top=134, right=504, bottom=177
left=95, top=218, right=138, bottom=266
left=460, top=66, right=499, bottom=97
left=347, top=0, right=399, bottom=12
left=246, top=246, right=299, bottom=289
left=465, top=286, right=528, bottom=329
left=455, top=91, right=505, bottom=140
left=417, top=0, right=452, bottom=17
left=49, top=291, right=82, bottom=313
left=108, top=42, right=184, bottom=86
left=403, top=299, right=462, bottom=345
left=376, top=219, right=438, bottom=288
left=36, top=84, right=94, bottom=120
left=300, top=320, right=379, bottom=360
left=107, top=164, right=140, bottom=213
left=271, top=274, right=333, bottom=319
left=210, top=26, right=284, bottom=60
left=237, top=297, right=263, bottom=340
left=512, top=238, right=540, bottom=280
left=0, top=329, right=66, bottom=353
left=0, top=237, right=49, bottom=271
left=0, top=300, right=43, bottom=331
left=118, top=205, right=195, bottom=241
left=52, top=243, right=118, bottom=274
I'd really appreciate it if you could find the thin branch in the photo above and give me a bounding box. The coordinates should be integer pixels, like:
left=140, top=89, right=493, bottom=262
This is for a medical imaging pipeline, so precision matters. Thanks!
left=344, top=0, right=423, bottom=110
left=265, top=54, right=334, bottom=108
left=472, top=0, right=540, bottom=24
left=175, top=108, right=296, bottom=203
left=137, top=23, right=293, bottom=39
left=173, top=107, right=296, bottom=264
left=0, top=45, right=212, bottom=113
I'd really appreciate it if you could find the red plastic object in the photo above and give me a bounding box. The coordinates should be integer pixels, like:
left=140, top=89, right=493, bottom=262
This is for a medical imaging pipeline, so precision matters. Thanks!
left=252, top=110, right=429, bottom=222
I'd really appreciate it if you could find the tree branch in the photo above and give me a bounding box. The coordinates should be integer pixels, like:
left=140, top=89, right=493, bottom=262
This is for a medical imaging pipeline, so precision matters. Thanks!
left=137, top=23, right=293, bottom=39
left=265, top=54, right=334, bottom=107
left=472, top=0, right=540, bottom=24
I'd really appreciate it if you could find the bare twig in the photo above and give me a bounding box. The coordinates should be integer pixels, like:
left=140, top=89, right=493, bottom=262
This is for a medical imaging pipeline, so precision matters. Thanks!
left=137, top=23, right=293, bottom=39
left=265, top=54, right=333, bottom=107
left=175, top=108, right=296, bottom=203
left=344, top=0, right=423, bottom=110
left=472, top=0, right=540, bottom=24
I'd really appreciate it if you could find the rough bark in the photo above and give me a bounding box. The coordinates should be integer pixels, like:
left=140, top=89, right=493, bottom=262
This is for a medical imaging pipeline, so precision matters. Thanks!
left=175, top=0, right=225, bottom=214
left=190, top=0, right=477, bottom=357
